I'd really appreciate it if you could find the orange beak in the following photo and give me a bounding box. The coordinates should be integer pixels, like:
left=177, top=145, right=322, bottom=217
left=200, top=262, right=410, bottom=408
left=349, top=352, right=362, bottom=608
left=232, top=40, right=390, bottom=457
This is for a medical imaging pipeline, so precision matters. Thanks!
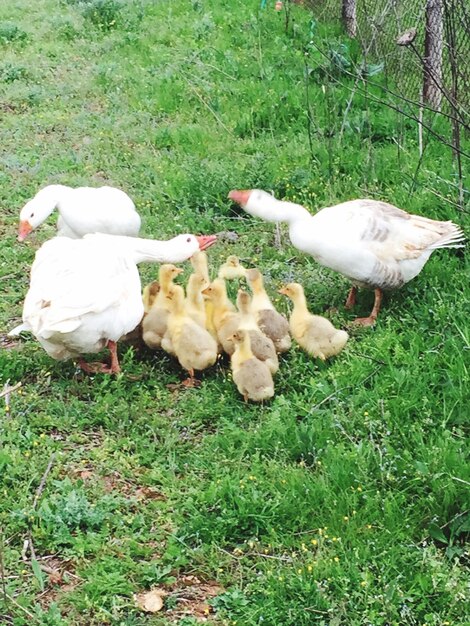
left=18, top=220, right=33, bottom=242
left=196, top=235, right=217, bottom=251
left=228, top=189, right=252, bottom=207
left=278, top=287, right=288, bottom=295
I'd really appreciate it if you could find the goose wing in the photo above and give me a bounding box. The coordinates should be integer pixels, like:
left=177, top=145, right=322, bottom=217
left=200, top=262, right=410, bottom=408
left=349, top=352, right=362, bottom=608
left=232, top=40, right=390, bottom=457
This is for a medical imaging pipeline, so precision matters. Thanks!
left=23, top=237, right=138, bottom=335
left=326, top=199, right=465, bottom=262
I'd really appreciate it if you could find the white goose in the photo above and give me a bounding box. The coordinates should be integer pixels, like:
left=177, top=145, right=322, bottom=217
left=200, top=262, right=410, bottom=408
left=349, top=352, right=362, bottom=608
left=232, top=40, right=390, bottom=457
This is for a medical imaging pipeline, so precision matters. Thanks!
left=21, top=233, right=217, bottom=373
left=18, top=184, right=141, bottom=241
left=229, top=189, right=465, bottom=325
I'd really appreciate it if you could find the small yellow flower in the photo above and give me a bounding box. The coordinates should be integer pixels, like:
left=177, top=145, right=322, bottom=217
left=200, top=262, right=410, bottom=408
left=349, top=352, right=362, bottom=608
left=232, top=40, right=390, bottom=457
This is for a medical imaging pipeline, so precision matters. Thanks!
left=366, top=524, right=372, bottom=529
left=343, top=516, right=349, bottom=521
left=357, top=486, right=363, bottom=492
left=24, top=451, right=30, bottom=458
left=333, top=556, right=339, bottom=562
left=21, top=569, right=28, bottom=575
left=297, top=568, right=302, bottom=574
left=310, top=539, right=318, bottom=546
left=40, top=433, right=46, bottom=439
left=360, top=581, right=367, bottom=587
left=278, top=576, right=284, bottom=581
left=307, top=564, right=313, bottom=572
left=364, top=411, right=369, bottom=416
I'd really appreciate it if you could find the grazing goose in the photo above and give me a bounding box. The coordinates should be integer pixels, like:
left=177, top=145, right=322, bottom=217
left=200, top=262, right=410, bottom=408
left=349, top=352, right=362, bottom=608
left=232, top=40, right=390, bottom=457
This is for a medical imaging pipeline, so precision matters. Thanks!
left=18, top=184, right=141, bottom=241
left=279, top=283, right=348, bottom=359
left=22, top=233, right=216, bottom=373
left=245, top=268, right=291, bottom=352
left=218, top=255, right=247, bottom=280
left=162, top=284, right=217, bottom=386
left=230, top=329, right=274, bottom=403
left=228, top=190, right=465, bottom=326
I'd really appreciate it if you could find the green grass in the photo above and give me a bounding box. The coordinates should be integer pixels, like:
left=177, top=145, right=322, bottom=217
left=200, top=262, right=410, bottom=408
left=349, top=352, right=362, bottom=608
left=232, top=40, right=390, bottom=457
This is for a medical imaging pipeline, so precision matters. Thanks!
left=0, top=0, right=469, bottom=624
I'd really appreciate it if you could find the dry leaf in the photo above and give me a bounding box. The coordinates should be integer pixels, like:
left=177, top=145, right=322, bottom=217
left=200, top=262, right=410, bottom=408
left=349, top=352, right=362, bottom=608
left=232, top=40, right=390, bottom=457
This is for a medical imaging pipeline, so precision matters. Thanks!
left=48, top=569, right=63, bottom=585
left=135, top=588, right=166, bottom=613
left=134, top=486, right=166, bottom=501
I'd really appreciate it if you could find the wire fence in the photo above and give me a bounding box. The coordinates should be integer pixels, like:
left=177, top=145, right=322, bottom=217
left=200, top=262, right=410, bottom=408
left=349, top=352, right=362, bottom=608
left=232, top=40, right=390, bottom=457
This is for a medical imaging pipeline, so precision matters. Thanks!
left=306, top=1, right=468, bottom=106
left=301, top=0, right=469, bottom=207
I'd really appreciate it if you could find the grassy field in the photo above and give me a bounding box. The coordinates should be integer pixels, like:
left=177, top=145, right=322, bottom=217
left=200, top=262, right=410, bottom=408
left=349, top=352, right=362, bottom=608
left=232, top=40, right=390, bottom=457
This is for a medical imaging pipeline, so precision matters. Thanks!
left=0, top=0, right=469, bottom=624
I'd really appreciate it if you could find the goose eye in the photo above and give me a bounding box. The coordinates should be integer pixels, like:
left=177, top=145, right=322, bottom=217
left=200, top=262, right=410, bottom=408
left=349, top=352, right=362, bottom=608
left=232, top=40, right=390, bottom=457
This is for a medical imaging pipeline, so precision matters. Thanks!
left=186, top=237, right=191, bottom=243
left=30, top=212, right=35, bottom=218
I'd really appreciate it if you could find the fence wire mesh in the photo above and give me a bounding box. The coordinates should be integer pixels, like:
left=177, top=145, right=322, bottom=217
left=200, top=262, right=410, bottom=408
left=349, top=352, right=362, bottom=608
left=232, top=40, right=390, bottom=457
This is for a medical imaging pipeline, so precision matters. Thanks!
left=301, top=0, right=469, bottom=207
left=304, top=0, right=469, bottom=112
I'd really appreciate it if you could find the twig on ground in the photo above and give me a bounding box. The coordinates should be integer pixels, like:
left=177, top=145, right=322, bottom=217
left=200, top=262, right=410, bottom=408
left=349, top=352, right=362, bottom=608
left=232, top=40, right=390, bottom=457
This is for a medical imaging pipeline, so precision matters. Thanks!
left=346, top=349, right=386, bottom=366
left=3, top=591, right=37, bottom=620
left=274, top=223, right=282, bottom=249
left=308, top=365, right=382, bottom=414
left=32, top=453, right=56, bottom=511
left=249, top=551, right=292, bottom=562
left=0, top=381, right=22, bottom=400
left=0, top=530, right=7, bottom=605
left=22, top=454, right=57, bottom=573
left=450, top=476, right=470, bottom=487
left=180, top=72, right=234, bottom=136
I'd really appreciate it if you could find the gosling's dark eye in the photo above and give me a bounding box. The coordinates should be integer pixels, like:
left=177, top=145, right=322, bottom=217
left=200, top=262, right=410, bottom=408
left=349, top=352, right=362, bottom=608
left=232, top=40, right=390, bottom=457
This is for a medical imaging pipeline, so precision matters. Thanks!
left=187, top=237, right=191, bottom=243
left=30, top=213, right=35, bottom=218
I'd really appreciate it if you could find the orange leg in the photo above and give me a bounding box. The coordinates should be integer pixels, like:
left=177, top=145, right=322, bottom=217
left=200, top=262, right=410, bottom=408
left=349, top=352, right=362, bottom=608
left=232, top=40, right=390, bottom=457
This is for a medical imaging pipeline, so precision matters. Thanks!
left=345, top=286, right=357, bottom=309
left=352, top=289, right=383, bottom=327
left=78, top=359, right=113, bottom=374
left=78, top=340, right=121, bottom=375
left=181, top=369, right=201, bottom=388
left=108, top=340, right=121, bottom=374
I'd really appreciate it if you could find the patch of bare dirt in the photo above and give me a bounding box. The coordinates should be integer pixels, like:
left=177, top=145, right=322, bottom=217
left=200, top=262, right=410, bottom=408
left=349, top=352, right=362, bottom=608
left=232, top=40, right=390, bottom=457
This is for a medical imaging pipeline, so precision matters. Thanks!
left=0, top=334, right=21, bottom=350
left=135, top=575, right=225, bottom=622
left=35, top=555, right=82, bottom=609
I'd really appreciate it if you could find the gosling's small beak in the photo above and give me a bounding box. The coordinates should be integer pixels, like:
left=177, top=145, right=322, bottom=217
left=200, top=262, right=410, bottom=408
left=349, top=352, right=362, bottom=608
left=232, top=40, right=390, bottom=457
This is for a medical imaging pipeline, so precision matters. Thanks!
left=196, top=235, right=217, bottom=251
left=17, top=220, right=33, bottom=242
left=228, top=189, right=252, bottom=207
left=278, top=287, right=288, bottom=295
left=201, top=286, right=211, bottom=296
left=174, top=267, right=184, bottom=275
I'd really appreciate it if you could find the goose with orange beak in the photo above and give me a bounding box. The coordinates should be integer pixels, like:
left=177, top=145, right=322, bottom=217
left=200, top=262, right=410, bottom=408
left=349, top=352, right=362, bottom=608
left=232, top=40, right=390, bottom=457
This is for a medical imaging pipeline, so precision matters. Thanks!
left=20, top=232, right=216, bottom=374
left=228, top=189, right=464, bottom=326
